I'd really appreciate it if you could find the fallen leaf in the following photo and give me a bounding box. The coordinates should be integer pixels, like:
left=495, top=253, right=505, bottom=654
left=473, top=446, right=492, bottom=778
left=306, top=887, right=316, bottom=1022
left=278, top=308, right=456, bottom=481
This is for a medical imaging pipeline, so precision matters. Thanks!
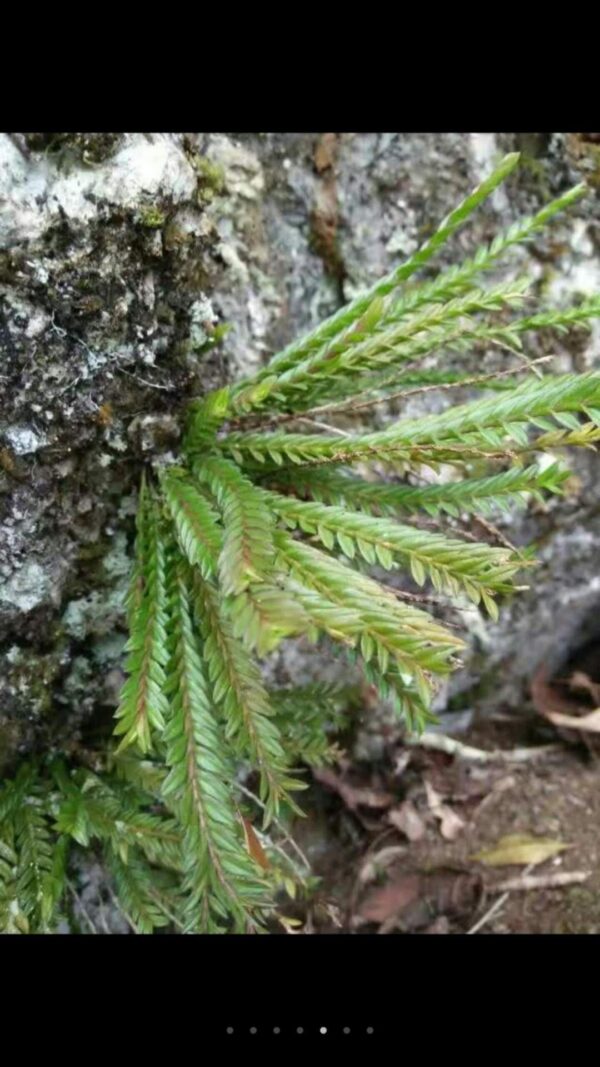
left=359, top=845, right=407, bottom=885
left=531, top=663, right=584, bottom=718
left=471, top=833, right=570, bottom=868
left=567, top=670, right=600, bottom=705
left=392, top=750, right=412, bottom=778
left=241, top=817, right=270, bottom=870
left=424, top=780, right=466, bottom=841
left=313, top=767, right=393, bottom=811
left=424, top=916, right=451, bottom=934
left=542, top=708, right=600, bottom=733
left=278, top=915, right=304, bottom=933
left=357, top=875, right=421, bottom=924
left=388, top=801, right=426, bottom=842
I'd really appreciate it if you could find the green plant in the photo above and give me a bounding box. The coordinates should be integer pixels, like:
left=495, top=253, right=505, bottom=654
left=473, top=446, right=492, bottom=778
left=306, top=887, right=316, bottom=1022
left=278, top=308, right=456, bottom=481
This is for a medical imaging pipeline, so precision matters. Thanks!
left=3, top=151, right=600, bottom=934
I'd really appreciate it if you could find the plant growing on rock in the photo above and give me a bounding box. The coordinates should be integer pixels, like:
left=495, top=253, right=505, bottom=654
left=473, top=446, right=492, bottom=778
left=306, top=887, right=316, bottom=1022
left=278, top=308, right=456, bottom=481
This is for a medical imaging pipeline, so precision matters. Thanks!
left=3, top=151, right=600, bottom=933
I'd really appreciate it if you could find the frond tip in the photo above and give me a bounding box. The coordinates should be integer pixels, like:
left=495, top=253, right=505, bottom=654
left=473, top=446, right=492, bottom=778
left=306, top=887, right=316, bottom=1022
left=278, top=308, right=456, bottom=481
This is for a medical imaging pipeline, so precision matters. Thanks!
left=195, top=455, right=276, bottom=595
left=113, top=486, right=170, bottom=753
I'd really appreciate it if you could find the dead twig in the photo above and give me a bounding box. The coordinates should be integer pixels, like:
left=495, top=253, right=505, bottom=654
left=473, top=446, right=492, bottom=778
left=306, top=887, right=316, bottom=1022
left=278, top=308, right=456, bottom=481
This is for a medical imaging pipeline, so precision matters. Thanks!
left=490, top=870, right=591, bottom=893
left=405, top=731, right=562, bottom=764
left=467, top=862, right=536, bottom=934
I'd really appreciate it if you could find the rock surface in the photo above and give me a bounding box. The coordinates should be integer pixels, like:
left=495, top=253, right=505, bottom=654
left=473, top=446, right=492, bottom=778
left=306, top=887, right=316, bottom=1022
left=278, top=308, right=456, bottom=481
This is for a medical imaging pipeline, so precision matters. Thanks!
left=2, top=131, right=600, bottom=768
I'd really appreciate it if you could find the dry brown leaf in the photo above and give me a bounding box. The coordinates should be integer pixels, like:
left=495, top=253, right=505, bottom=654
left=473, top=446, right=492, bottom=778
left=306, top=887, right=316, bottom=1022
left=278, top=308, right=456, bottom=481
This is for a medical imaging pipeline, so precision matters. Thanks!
left=424, top=916, right=451, bottom=934
left=359, top=845, right=407, bottom=886
left=392, top=750, right=412, bottom=778
left=357, top=875, right=421, bottom=924
left=240, top=817, right=270, bottom=870
left=424, top=780, right=466, bottom=841
left=567, top=670, right=600, bottom=705
left=542, top=707, right=600, bottom=733
left=471, top=833, right=570, bottom=868
left=313, top=767, right=393, bottom=811
left=531, top=664, right=584, bottom=718
left=388, top=801, right=426, bottom=842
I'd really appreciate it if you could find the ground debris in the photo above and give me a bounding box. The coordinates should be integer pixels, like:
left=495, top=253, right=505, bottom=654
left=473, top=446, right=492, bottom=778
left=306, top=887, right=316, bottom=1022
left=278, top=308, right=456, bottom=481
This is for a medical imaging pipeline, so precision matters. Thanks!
left=424, top=780, right=466, bottom=841
left=387, top=801, right=426, bottom=842
left=471, top=833, right=571, bottom=867
left=490, top=870, right=590, bottom=893
left=299, top=708, right=600, bottom=934
left=312, top=766, right=394, bottom=812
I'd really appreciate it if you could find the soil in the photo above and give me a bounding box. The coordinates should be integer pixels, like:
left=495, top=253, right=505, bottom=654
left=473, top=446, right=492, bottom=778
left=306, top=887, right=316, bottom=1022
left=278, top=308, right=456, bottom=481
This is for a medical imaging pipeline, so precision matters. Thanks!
left=287, top=710, right=600, bottom=935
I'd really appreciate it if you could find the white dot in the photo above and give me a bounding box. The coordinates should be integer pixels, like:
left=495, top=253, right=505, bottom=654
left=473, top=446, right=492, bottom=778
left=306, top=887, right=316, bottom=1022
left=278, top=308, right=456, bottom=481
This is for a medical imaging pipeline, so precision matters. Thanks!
left=320, top=1027, right=327, bottom=1034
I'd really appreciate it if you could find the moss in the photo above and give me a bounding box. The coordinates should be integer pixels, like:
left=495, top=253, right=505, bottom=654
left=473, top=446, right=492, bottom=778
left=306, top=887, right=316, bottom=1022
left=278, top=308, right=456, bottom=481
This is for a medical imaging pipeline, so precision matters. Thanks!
left=136, top=204, right=167, bottom=230
left=190, top=155, right=227, bottom=203
left=74, top=294, right=104, bottom=315
left=162, top=221, right=189, bottom=251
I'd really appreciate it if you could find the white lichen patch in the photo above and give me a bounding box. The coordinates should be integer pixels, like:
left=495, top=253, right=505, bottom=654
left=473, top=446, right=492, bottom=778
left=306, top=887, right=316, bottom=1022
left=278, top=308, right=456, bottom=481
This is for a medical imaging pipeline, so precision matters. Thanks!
left=4, top=425, right=48, bottom=454
left=62, top=585, right=127, bottom=641
left=0, top=561, right=52, bottom=613
left=189, top=295, right=218, bottom=349
left=102, top=532, right=131, bottom=579
left=385, top=229, right=418, bottom=257
left=0, top=134, right=196, bottom=248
